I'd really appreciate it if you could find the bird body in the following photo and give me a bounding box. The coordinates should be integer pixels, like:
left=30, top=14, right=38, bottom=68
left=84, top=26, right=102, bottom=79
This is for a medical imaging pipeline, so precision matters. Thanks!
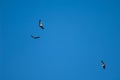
left=101, top=60, right=106, bottom=69
left=39, top=20, right=44, bottom=29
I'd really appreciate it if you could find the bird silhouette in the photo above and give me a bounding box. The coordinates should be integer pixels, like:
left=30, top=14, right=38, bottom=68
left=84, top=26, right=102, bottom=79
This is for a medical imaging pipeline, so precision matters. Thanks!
left=101, top=60, right=106, bottom=69
left=31, top=35, right=40, bottom=39
left=39, top=20, right=44, bottom=29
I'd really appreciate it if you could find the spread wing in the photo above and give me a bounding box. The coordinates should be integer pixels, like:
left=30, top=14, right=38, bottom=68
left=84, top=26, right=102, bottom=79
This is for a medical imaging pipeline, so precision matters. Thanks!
left=31, top=35, right=40, bottom=39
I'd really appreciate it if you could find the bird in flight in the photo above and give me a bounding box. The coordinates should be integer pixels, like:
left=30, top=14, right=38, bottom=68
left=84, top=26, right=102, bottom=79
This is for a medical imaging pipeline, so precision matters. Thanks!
left=31, top=35, right=40, bottom=39
left=39, top=20, right=44, bottom=29
left=101, top=60, right=106, bottom=69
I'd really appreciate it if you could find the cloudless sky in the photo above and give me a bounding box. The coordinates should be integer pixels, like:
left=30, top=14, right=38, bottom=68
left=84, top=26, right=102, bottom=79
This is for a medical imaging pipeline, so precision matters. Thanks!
left=1, top=0, right=120, bottom=80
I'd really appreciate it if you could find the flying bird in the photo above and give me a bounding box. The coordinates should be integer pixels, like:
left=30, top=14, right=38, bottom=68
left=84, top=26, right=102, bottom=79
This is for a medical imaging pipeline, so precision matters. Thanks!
left=101, top=60, right=106, bottom=69
left=39, top=20, right=44, bottom=29
left=31, top=35, right=40, bottom=39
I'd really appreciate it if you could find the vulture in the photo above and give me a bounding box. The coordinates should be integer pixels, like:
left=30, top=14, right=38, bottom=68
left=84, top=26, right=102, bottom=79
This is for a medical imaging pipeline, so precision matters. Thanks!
left=39, top=20, right=44, bottom=29
left=101, top=60, right=106, bottom=69
left=31, top=35, right=40, bottom=39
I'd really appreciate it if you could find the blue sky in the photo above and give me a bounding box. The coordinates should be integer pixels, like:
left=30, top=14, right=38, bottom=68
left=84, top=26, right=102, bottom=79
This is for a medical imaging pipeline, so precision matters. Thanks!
left=1, top=0, right=120, bottom=80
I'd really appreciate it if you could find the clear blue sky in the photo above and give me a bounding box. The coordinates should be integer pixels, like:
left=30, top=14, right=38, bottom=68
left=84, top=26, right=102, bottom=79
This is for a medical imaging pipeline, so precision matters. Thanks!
left=1, top=0, right=120, bottom=80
